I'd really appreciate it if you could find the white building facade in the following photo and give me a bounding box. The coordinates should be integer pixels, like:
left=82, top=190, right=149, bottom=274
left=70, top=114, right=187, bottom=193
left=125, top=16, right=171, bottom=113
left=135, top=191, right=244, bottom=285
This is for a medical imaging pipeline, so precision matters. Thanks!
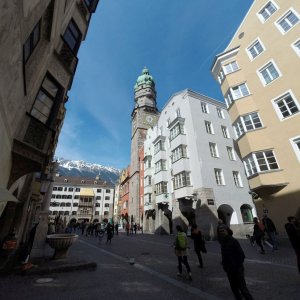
left=49, top=176, right=115, bottom=223
left=143, top=89, right=256, bottom=237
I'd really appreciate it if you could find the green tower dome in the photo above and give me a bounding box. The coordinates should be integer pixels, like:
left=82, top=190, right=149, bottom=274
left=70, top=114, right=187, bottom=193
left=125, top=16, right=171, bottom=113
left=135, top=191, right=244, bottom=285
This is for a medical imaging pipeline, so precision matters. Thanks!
left=134, top=67, right=155, bottom=90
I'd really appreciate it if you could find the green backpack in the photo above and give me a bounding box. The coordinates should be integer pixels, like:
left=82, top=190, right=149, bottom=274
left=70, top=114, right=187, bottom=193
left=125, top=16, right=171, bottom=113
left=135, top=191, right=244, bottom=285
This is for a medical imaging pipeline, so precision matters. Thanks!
left=176, top=232, right=187, bottom=250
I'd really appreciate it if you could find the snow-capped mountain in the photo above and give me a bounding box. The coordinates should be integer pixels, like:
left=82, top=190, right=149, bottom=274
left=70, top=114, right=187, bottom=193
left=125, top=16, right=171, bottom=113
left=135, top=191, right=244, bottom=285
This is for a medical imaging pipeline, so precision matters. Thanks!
left=56, top=158, right=121, bottom=184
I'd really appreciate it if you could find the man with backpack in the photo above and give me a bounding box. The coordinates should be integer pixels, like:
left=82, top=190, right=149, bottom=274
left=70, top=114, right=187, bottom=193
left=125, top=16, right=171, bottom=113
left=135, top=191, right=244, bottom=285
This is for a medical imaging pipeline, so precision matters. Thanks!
left=174, top=225, right=192, bottom=280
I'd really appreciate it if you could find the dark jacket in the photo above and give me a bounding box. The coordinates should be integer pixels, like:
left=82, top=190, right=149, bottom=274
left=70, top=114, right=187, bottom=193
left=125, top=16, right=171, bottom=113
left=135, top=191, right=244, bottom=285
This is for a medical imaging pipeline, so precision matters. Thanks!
left=253, top=223, right=264, bottom=238
left=191, top=230, right=203, bottom=251
left=262, top=217, right=276, bottom=233
left=221, top=235, right=245, bottom=273
left=285, top=222, right=300, bottom=249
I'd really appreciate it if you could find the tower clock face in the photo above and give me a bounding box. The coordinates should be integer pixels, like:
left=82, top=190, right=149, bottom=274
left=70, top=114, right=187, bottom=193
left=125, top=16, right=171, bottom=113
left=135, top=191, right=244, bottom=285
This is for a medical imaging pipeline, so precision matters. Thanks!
left=144, top=115, right=155, bottom=125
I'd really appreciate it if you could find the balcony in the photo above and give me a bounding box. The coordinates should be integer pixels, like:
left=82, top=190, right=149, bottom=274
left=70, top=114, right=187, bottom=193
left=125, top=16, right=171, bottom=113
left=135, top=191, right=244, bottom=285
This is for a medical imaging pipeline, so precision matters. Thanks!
left=9, top=114, right=55, bottom=186
left=248, top=170, right=288, bottom=196
left=144, top=185, right=153, bottom=195
left=170, top=134, right=187, bottom=150
left=77, top=0, right=99, bottom=22
left=172, top=158, right=190, bottom=175
left=144, top=202, right=154, bottom=211
left=155, top=193, right=170, bottom=204
left=174, top=186, right=194, bottom=200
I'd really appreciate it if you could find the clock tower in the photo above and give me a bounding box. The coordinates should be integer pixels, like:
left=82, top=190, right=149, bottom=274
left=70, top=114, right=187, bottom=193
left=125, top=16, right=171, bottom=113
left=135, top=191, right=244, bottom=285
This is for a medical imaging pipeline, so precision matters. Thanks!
left=129, top=67, right=159, bottom=224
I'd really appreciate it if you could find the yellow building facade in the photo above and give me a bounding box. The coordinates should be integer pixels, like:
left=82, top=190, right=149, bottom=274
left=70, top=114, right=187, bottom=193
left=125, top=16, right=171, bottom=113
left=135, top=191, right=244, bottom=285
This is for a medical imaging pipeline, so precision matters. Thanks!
left=212, top=0, right=300, bottom=231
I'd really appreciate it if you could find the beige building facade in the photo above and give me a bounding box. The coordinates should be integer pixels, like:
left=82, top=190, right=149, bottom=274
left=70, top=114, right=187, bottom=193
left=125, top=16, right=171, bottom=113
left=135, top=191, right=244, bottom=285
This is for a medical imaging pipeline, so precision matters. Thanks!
left=211, top=0, right=300, bottom=231
left=0, top=0, right=98, bottom=265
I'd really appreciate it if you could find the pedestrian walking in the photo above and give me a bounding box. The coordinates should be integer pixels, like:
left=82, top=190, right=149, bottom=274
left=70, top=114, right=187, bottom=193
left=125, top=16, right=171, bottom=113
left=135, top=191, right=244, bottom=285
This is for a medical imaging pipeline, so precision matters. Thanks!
left=285, top=216, right=300, bottom=274
left=106, top=223, right=113, bottom=244
left=191, top=224, right=206, bottom=268
left=262, top=214, right=278, bottom=250
left=219, top=227, right=254, bottom=300
left=115, top=223, right=119, bottom=235
left=126, top=222, right=130, bottom=236
left=217, top=219, right=232, bottom=243
left=253, top=217, right=265, bottom=254
left=130, top=223, right=134, bottom=235
left=174, top=225, right=192, bottom=280
left=133, top=223, right=137, bottom=234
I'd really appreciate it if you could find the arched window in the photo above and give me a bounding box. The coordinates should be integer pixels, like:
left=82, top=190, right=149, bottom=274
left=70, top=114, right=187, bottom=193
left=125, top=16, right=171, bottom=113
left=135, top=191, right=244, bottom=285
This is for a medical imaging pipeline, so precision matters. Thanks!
left=240, top=204, right=253, bottom=223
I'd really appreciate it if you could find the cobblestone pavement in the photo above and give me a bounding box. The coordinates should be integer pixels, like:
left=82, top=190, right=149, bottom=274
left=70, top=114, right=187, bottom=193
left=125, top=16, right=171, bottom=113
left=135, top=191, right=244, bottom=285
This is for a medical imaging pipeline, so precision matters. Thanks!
left=0, top=232, right=299, bottom=300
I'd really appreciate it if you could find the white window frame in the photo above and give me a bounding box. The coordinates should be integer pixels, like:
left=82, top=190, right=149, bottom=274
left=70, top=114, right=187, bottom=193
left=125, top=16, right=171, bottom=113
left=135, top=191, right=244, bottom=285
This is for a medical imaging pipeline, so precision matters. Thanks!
left=173, top=172, right=191, bottom=189
left=275, top=8, right=300, bottom=35
left=221, top=126, right=230, bottom=139
left=291, top=39, right=300, bottom=57
left=227, top=147, right=236, bottom=161
left=225, top=83, right=250, bottom=107
left=257, top=1, right=279, bottom=23
left=216, top=107, right=224, bottom=119
left=233, top=171, right=243, bottom=188
left=209, top=142, right=219, bottom=158
left=246, top=38, right=265, bottom=61
left=205, top=121, right=214, bottom=134
left=271, top=90, right=300, bottom=121
left=223, top=61, right=239, bottom=75
left=234, top=112, right=263, bottom=138
left=243, top=150, right=279, bottom=177
left=214, top=169, right=225, bottom=185
left=257, top=60, right=281, bottom=86
left=171, top=145, right=187, bottom=163
left=290, top=135, right=300, bottom=162
left=201, top=102, right=209, bottom=114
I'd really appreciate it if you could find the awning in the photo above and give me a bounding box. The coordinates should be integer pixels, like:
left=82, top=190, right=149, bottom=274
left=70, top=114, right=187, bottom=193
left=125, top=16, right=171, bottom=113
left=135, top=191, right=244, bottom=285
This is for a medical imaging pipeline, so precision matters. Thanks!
left=0, top=187, right=19, bottom=203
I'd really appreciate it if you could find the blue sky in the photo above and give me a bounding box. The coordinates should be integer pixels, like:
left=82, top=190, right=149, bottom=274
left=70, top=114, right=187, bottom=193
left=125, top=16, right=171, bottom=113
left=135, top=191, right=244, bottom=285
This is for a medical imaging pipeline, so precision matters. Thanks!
left=55, top=0, right=253, bottom=169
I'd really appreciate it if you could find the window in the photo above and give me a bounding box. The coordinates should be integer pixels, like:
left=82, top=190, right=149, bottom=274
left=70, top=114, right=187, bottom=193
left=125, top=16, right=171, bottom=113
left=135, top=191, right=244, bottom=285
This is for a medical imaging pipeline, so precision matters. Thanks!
left=30, top=74, right=61, bottom=124
left=276, top=9, right=299, bottom=34
left=214, top=169, right=225, bottom=185
left=223, top=61, right=239, bottom=74
left=53, top=187, right=57, bottom=191
left=292, top=40, right=300, bottom=57
left=170, top=123, right=184, bottom=140
left=176, top=108, right=181, bottom=117
left=173, top=172, right=191, bottom=189
left=97, top=189, right=102, bottom=193
left=171, top=145, right=187, bottom=163
left=63, top=19, right=82, bottom=53
left=73, top=202, right=78, bottom=207
left=105, top=196, right=110, bottom=200
left=258, top=1, right=277, bottom=22
left=104, top=204, right=110, bottom=208
left=205, top=121, right=214, bottom=134
left=258, top=61, right=280, bottom=85
left=154, top=140, right=165, bottom=154
left=221, top=126, right=230, bottom=138
left=57, top=187, right=63, bottom=191
left=106, top=189, right=110, bottom=193
left=243, top=150, right=279, bottom=177
left=209, top=143, right=219, bottom=158
left=201, top=102, right=209, bottom=114
left=64, top=187, right=67, bottom=191
left=233, top=171, right=243, bottom=187
left=273, top=92, right=300, bottom=120
left=155, top=160, right=167, bottom=173
left=225, top=83, right=250, bottom=107
left=155, top=182, right=168, bottom=195
left=227, top=147, right=236, bottom=161
left=68, top=188, right=73, bottom=192
left=241, top=205, right=253, bottom=223
left=290, top=136, right=300, bottom=162
left=23, top=21, right=40, bottom=62
left=234, top=112, right=263, bottom=138
left=247, top=39, right=264, bottom=60
left=75, top=188, right=80, bottom=192
left=96, top=196, right=101, bottom=200
left=216, top=108, right=224, bottom=119
left=74, top=195, right=79, bottom=199
left=144, top=176, right=151, bottom=186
